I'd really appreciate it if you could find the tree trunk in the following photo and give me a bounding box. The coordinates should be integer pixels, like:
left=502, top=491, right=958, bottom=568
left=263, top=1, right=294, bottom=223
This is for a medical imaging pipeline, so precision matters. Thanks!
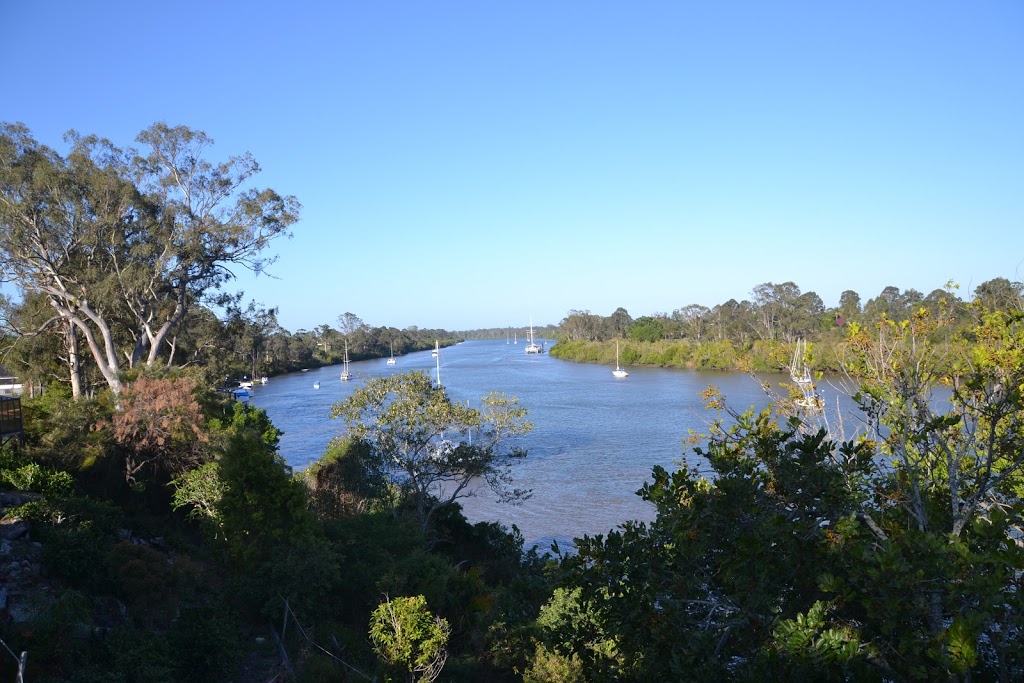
left=53, top=299, right=123, bottom=396
left=146, top=292, right=187, bottom=366
left=67, top=323, right=82, bottom=399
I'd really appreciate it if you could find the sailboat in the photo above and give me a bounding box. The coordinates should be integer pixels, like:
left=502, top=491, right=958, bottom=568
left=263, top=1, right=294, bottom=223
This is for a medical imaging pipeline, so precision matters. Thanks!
left=340, top=340, right=353, bottom=381
left=612, top=340, right=629, bottom=378
left=387, top=341, right=396, bottom=366
left=434, top=340, right=442, bottom=388
left=525, top=317, right=542, bottom=354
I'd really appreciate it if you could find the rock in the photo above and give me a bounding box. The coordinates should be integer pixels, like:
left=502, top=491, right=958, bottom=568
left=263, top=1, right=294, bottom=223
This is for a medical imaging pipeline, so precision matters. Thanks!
left=0, top=539, right=12, bottom=556
left=0, top=518, right=28, bottom=541
left=0, top=492, right=39, bottom=507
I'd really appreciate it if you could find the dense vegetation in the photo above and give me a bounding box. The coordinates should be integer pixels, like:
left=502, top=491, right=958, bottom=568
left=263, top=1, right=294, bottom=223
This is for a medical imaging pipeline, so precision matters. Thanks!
left=3, top=123, right=1024, bottom=680
left=551, top=279, right=1024, bottom=374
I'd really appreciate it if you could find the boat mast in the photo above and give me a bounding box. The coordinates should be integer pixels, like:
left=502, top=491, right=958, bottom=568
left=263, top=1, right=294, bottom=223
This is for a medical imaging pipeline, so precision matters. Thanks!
left=435, top=340, right=442, bottom=388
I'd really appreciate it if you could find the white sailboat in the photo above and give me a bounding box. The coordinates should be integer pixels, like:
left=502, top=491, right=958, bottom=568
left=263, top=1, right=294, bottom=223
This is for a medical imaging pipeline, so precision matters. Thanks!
left=434, top=340, right=442, bottom=388
left=387, top=341, right=396, bottom=366
left=612, top=340, right=629, bottom=378
left=340, top=340, right=353, bottom=381
left=525, top=317, right=542, bottom=354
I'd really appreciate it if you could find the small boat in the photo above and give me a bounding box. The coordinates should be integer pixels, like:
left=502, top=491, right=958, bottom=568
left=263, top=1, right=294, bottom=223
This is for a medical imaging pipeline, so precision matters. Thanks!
left=260, top=376, right=268, bottom=385
left=238, top=379, right=254, bottom=389
left=313, top=381, right=321, bottom=390
left=387, top=341, right=396, bottom=366
left=340, top=340, right=353, bottom=381
left=432, top=341, right=439, bottom=358
left=612, top=340, right=629, bottom=378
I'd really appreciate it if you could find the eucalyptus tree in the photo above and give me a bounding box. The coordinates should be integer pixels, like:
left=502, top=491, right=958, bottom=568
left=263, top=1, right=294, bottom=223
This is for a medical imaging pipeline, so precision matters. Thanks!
left=673, top=303, right=710, bottom=342
left=751, top=281, right=803, bottom=341
left=0, top=122, right=299, bottom=395
left=973, top=277, right=1023, bottom=311
left=559, top=309, right=602, bottom=341
left=131, top=123, right=300, bottom=367
left=0, top=123, right=149, bottom=395
left=862, top=285, right=923, bottom=322
left=837, top=289, right=862, bottom=324
left=337, top=311, right=365, bottom=338
left=605, top=307, right=633, bottom=339
left=708, top=298, right=754, bottom=342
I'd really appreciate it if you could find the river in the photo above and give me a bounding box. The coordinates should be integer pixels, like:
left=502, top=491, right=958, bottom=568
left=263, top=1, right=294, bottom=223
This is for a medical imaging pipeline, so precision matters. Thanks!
left=249, top=339, right=847, bottom=551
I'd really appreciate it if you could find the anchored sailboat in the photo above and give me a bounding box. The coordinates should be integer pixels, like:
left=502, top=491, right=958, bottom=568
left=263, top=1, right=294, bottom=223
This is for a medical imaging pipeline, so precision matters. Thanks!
left=434, top=340, right=442, bottom=388
left=612, top=340, right=628, bottom=378
left=340, top=340, right=353, bottom=381
left=387, top=341, right=396, bottom=366
left=525, top=317, right=542, bottom=354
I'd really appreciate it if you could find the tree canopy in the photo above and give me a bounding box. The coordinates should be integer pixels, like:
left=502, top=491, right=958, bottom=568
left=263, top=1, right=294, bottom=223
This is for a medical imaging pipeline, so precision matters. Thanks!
left=0, top=122, right=299, bottom=395
left=330, top=371, right=532, bottom=531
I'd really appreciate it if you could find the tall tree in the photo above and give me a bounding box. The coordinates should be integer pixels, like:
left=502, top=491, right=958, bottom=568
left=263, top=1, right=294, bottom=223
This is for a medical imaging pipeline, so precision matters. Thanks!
left=606, top=307, right=633, bottom=339
left=0, top=122, right=299, bottom=395
left=337, top=311, right=365, bottom=338
left=131, top=123, right=300, bottom=367
left=837, top=289, right=862, bottom=325
left=0, top=124, right=147, bottom=395
left=673, top=304, right=710, bottom=342
left=973, top=277, right=1023, bottom=311
left=559, top=310, right=602, bottom=341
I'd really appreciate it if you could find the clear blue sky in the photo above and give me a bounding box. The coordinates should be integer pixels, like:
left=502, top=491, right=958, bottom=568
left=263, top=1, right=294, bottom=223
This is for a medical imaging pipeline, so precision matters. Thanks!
left=3, top=1, right=1022, bottom=332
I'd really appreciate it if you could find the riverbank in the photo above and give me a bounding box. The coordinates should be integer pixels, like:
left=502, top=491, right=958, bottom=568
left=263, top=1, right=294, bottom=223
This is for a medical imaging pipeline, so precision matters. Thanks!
left=549, top=338, right=806, bottom=373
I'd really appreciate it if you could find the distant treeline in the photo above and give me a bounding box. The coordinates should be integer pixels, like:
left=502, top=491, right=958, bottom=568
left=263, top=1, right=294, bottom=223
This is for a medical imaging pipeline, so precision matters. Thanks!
left=549, top=278, right=1024, bottom=371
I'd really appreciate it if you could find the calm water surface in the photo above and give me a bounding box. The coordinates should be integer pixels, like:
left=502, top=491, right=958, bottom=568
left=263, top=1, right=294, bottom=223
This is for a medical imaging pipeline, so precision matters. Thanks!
left=249, top=339, right=840, bottom=550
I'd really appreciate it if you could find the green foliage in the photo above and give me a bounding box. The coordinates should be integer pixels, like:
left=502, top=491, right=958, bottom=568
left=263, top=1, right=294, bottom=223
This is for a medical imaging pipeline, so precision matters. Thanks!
left=522, top=643, right=585, bottom=683
left=21, top=390, right=115, bottom=474
left=628, top=316, right=665, bottom=342
left=331, top=371, right=532, bottom=531
left=19, top=494, right=124, bottom=589
left=215, top=431, right=314, bottom=564
left=103, top=541, right=202, bottom=624
left=0, top=450, right=74, bottom=496
left=15, top=588, right=93, bottom=676
left=369, top=595, right=451, bottom=682
left=543, top=301, right=1024, bottom=681
left=103, top=626, right=176, bottom=683
left=304, top=436, right=389, bottom=519
left=206, top=400, right=282, bottom=451
left=170, top=461, right=224, bottom=533
left=166, top=602, right=245, bottom=682
left=692, top=338, right=738, bottom=370
left=526, top=587, right=619, bottom=679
